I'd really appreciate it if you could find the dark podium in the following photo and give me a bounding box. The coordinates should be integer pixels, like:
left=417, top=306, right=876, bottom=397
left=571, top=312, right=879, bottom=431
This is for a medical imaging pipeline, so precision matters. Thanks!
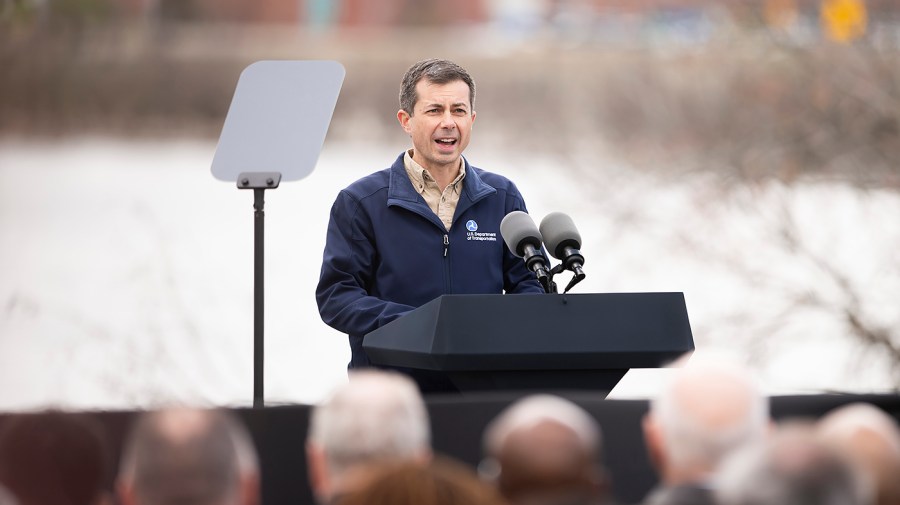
left=363, top=292, right=694, bottom=395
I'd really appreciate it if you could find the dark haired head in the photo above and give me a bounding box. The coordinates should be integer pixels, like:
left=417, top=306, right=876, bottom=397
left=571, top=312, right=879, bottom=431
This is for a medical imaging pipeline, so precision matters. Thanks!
left=0, top=412, right=111, bottom=505
left=335, top=457, right=504, bottom=505
left=399, top=59, right=475, bottom=115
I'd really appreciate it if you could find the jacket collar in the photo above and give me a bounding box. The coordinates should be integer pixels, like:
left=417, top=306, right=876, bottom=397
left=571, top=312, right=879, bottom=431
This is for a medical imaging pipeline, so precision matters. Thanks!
left=387, top=152, right=496, bottom=206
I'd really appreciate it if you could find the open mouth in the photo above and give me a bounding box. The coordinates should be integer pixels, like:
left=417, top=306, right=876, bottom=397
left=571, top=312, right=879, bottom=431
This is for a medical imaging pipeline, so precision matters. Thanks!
left=435, top=138, right=457, bottom=147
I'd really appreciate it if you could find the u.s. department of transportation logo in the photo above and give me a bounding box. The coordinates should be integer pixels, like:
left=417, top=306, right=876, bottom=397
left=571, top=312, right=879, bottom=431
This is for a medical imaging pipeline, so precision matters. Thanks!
left=465, top=219, right=497, bottom=242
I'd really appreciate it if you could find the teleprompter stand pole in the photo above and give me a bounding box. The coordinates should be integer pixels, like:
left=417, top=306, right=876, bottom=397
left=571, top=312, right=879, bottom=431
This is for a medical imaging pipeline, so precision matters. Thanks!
left=237, top=171, right=282, bottom=408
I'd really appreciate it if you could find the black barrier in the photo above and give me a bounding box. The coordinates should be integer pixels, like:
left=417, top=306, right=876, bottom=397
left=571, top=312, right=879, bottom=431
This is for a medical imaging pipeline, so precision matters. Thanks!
left=1, top=394, right=898, bottom=505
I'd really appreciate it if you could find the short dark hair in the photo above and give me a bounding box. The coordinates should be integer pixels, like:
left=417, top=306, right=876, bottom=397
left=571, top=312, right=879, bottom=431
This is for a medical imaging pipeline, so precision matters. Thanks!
left=0, top=412, right=110, bottom=505
left=399, top=59, right=475, bottom=115
left=335, top=457, right=504, bottom=505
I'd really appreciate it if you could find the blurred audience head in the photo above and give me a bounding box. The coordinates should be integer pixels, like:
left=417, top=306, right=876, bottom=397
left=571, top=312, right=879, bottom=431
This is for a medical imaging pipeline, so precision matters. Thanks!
left=716, top=423, right=865, bottom=505
left=0, top=412, right=111, bottom=505
left=817, top=402, right=900, bottom=505
left=643, top=352, right=768, bottom=485
left=334, top=457, right=504, bottom=505
left=306, top=370, right=431, bottom=503
left=482, top=394, right=606, bottom=505
left=117, top=408, right=259, bottom=505
left=0, top=484, right=18, bottom=505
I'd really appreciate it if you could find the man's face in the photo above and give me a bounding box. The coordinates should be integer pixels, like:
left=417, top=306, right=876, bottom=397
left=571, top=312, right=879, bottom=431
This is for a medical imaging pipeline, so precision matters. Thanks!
left=397, top=78, right=476, bottom=174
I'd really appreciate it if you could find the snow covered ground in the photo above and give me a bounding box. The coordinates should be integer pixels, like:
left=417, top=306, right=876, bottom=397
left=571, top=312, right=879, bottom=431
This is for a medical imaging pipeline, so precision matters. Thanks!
left=1, top=137, right=898, bottom=411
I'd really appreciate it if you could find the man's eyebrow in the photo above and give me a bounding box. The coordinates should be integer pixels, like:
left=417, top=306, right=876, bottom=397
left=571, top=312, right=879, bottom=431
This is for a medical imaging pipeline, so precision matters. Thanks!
left=421, top=102, right=469, bottom=109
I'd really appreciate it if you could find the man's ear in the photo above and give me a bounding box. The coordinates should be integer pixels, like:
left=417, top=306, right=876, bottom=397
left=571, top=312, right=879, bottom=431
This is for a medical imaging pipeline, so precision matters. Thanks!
left=642, top=413, right=666, bottom=472
left=591, top=467, right=610, bottom=499
left=306, top=442, right=331, bottom=503
left=117, top=482, right=137, bottom=505
left=397, top=109, right=412, bottom=134
left=414, top=447, right=433, bottom=465
left=93, top=490, right=114, bottom=505
left=239, top=472, right=261, bottom=505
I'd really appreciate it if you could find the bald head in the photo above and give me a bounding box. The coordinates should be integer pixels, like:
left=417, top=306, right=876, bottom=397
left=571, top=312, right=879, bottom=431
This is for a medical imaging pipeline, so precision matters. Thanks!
left=483, top=395, right=605, bottom=504
left=118, top=408, right=258, bottom=505
left=817, top=403, right=900, bottom=505
left=644, top=353, right=768, bottom=484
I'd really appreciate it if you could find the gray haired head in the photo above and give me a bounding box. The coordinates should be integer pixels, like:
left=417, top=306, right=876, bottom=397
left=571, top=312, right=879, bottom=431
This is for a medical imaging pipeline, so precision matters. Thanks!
left=118, top=408, right=258, bottom=505
left=308, top=370, right=431, bottom=478
left=716, top=424, right=866, bottom=505
left=649, top=353, right=769, bottom=473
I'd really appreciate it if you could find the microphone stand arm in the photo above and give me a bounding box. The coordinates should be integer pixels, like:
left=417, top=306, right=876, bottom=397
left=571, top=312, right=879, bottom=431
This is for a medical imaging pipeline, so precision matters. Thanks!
left=549, top=247, right=586, bottom=294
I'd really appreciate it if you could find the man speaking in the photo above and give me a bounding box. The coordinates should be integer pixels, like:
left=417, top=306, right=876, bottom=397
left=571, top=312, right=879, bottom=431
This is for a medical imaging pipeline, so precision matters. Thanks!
left=316, top=58, right=543, bottom=392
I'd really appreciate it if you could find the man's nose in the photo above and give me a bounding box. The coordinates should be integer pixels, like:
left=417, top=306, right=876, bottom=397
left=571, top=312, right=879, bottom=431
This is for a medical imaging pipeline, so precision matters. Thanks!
left=440, top=112, right=456, bottom=128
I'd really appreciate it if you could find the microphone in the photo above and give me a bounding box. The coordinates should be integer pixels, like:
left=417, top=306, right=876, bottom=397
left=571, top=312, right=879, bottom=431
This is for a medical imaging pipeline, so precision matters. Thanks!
left=500, top=211, right=551, bottom=292
left=539, top=212, right=585, bottom=292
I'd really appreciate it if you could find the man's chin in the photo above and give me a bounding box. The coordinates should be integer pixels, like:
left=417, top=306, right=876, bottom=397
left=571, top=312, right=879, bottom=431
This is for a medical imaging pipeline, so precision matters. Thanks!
left=432, top=147, right=459, bottom=160
left=421, top=155, right=459, bottom=169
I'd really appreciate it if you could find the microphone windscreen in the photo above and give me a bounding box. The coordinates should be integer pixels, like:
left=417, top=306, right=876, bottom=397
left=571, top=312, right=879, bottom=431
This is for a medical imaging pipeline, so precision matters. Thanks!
left=500, top=211, right=543, bottom=257
left=539, top=212, right=581, bottom=260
